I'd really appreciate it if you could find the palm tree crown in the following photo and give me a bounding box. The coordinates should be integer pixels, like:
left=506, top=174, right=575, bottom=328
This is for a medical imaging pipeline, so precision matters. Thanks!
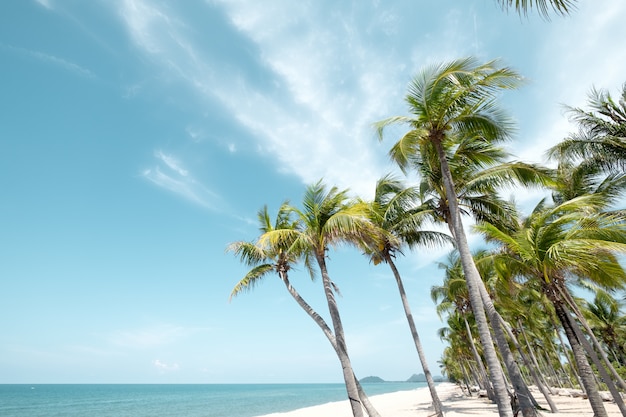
left=495, top=0, right=577, bottom=19
left=548, top=84, right=626, bottom=173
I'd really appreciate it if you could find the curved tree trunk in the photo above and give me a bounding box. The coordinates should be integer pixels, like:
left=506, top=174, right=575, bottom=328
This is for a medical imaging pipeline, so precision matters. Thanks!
left=460, top=363, right=473, bottom=395
left=316, top=253, right=364, bottom=417
left=550, top=291, right=609, bottom=417
left=504, top=318, right=559, bottom=413
left=560, top=288, right=626, bottom=392
left=433, top=136, right=513, bottom=417
left=478, top=283, right=538, bottom=417
left=464, top=317, right=495, bottom=400
left=518, top=322, right=557, bottom=395
left=551, top=315, right=583, bottom=390
left=557, top=290, right=626, bottom=417
left=385, top=254, right=443, bottom=417
left=278, top=269, right=381, bottom=417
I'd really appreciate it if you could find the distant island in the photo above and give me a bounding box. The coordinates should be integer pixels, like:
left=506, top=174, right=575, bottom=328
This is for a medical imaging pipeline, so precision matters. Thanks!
left=359, top=376, right=385, bottom=383
left=359, top=374, right=446, bottom=383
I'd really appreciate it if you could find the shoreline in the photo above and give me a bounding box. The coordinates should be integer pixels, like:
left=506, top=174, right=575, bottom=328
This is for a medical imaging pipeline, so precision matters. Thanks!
left=254, top=382, right=623, bottom=417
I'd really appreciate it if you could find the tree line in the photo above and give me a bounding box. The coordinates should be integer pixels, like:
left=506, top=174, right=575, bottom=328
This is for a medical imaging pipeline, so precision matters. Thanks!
left=228, top=3, right=626, bottom=417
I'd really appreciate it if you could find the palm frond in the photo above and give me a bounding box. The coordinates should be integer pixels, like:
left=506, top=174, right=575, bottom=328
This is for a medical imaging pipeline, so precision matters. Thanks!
left=495, top=0, right=577, bottom=19
left=229, top=263, right=274, bottom=301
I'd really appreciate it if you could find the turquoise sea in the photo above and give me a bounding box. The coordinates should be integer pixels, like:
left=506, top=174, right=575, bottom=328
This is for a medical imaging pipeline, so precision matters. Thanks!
left=0, top=382, right=427, bottom=417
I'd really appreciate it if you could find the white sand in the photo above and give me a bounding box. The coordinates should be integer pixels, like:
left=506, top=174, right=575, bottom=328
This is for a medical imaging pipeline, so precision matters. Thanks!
left=255, top=383, right=623, bottom=417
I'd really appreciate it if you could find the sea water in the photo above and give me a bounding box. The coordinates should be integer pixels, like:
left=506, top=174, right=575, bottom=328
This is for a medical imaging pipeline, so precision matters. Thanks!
left=0, top=382, right=427, bottom=417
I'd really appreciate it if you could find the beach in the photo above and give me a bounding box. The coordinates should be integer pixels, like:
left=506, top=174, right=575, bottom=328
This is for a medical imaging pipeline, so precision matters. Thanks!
left=256, top=383, right=623, bottom=417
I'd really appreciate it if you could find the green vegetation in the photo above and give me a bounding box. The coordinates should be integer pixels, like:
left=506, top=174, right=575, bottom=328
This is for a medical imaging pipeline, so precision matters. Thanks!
left=229, top=61, right=626, bottom=417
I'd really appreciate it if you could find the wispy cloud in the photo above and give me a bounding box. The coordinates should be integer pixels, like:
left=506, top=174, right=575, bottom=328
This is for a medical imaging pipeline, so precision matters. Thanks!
left=116, top=0, right=403, bottom=197
left=153, top=359, right=180, bottom=372
left=34, top=0, right=53, bottom=10
left=513, top=1, right=626, bottom=162
left=117, top=0, right=626, bottom=205
left=142, top=150, right=220, bottom=210
left=1, top=43, right=95, bottom=79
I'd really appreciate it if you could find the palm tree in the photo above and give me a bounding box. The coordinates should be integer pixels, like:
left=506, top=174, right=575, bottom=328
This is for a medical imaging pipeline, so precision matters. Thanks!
left=438, top=312, right=486, bottom=392
left=432, top=253, right=495, bottom=400
left=475, top=250, right=559, bottom=412
left=584, top=292, right=626, bottom=366
left=550, top=160, right=626, bottom=209
left=376, top=57, right=530, bottom=417
left=548, top=84, right=626, bottom=173
left=436, top=249, right=547, bottom=414
left=475, top=196, right=626, bottom=417
left=228, top=203, right=381, bottom=417
left=363, top=174, right=450, bottom=417
left=263, top=180, right=377, bottom=417
left=494, top=0, right=577, bottom=19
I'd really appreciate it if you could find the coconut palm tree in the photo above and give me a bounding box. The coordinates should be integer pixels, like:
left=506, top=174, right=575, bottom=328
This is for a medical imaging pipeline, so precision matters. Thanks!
left=474, top=250, right=559, bottom=412
left=262, top=180, right=377, bottom=417
left=549, top=160, right=626, bottom=209
left=494, top=0, right=576, bottom=18
left=432, top=253, right=495, bottom=400
left=227, top=204, right=381, bottom=417
left=362, top=174, right=450, bottom=417
left=438, top=312, right=486, bottom=392
left=548, top=84, right=626, bottom=173
left=436, top=249, right=548, bottom=414
left=584, top=292, right=626, bottom=366
left=475, top=196, right=626, bottom=417
left=376, top=57, right=534, bottom=417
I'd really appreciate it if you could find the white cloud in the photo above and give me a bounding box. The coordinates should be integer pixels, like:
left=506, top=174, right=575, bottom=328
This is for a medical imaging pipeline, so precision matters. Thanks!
left=153, top=359, right=180, bottom=372
left=185, top=126, right=203, bottom=142
left=142, top=150, right=220, bottom=209
left=514, top=2, right=626, bottom=161
left=1, top=44, right=95, bottom=79
left=117, top=0, right=402, bottom=198
left=119, top=0, right=626, bottom=206
left=34, top=0, right=53, bottom=10
left=155, top=150, right=188, bottom=177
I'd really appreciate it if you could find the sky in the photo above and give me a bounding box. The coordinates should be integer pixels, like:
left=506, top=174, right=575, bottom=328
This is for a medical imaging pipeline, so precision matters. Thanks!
left=1, top=0, right=625, bottom=384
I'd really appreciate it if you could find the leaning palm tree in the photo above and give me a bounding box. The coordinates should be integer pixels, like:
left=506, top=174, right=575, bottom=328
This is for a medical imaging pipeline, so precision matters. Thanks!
left=550, top=160, right=626, bottom=209
left=376, top=57, right=529, bottom=417
left=584, top=292, right=626, bottom=366
left=548, top=84, right=626, bottom=173
left=476, top=196, right=626, bottom=417
left=494, top=0, right=576, bottom=19
left=263, top=180, right=377, bottom=417
left=228, top=204, right=381, bottom=417
left=432, top=253, right=495, bottom=400
left=362, top=174, right=450, bottom=417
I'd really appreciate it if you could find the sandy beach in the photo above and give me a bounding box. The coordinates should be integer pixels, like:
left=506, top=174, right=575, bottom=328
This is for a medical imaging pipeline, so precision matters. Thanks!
left=256, top=383, right=622, bottom=417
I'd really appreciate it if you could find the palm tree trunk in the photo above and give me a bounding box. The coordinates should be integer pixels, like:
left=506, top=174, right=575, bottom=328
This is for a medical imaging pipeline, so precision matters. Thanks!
left=560, top=288, right=626, bottom=392
left=564, top=307, right=626, bottom=417
left=464, top=317, right=495, bottom=400
left=315, top=253, right=364, bottom=417
left=557, top=289, right=626, bottom=417
left=385, top=254, right=443, bottom=417
left=432, top=136, right=513, bottom=417
left=550, top=290, right=609, bottom=417
left=478, top=283, right=538, bottom=417
left=278, top=269, right=381, bottom=417
left=551, top=315, right=582, bottom=390
left=459, top=362, right=473, bottom=395
left=517, top=321, right=557, bottom=394
left=503, top=318, right=558, bottom=413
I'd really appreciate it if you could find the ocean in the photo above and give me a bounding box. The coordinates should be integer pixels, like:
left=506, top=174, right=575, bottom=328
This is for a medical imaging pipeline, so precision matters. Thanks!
left=0, top=382, right=427, bottom=417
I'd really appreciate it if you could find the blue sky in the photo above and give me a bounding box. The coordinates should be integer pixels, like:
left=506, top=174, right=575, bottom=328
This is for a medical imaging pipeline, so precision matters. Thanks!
left=1, top=0, right=625, bottom=384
